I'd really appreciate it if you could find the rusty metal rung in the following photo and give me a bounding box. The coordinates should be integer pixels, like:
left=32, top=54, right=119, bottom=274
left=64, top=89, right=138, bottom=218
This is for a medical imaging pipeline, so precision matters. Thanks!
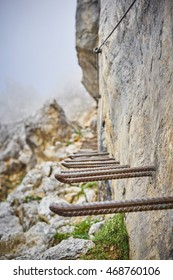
left=56, top=166, right=156, bottom=179
left=70, top=152, right=109, bottom=158
left=61, top=160, right=120, bottom=168
left=55, top=171, right=153, bottom=183
left=49, top=196, right=173, bottom=216
left=61, top=164, right=120, bottom=169
left=74, top=149, right=98, bottom=153
left=64, top=157, right=114, bottom=162
left=61, top=164, right=130, bottom=173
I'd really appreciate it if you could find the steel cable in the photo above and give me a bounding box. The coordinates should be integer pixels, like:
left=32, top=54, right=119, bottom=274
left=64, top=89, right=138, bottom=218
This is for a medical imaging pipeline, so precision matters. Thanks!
left=94, top=0, right=138, bottom=53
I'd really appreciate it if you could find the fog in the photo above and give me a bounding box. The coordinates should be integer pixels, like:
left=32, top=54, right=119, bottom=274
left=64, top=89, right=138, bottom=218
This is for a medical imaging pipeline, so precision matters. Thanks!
left=0, top=0, right=95, bottom=123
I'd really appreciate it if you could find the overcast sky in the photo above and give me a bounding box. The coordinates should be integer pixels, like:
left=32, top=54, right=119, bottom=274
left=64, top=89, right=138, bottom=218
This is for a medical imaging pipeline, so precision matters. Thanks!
left=0, top=0, right=82, bottom=97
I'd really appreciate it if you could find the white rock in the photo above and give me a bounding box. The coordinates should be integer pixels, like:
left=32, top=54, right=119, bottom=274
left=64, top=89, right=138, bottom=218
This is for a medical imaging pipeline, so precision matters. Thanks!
left=49, top=216, right=71, bottom=231
left=84, top=188, right=96, bottom=202
left=75, top=194, right=87, bottom=204
left=18, top=148, right=32, bottom=165
left=64, top=193, right=77, bottom=203
left=0, top=202, right=24, bottom=257
left=43, top=146, right=57, bottom=158
left=0, top=162, right=7, bottom=173
left=58, top=225, right=75, bottom=234
left=17, top=201, right=39, bottom=231
left=41, top=237, right=95, bottom=260
left=39, top=177, right=60, bottom=194
left=24, top=222, right=56, bottom=248
left=22, top=168, right=43, bottom=187
left=88, top=221, right=105, bottom=239
left=38, top=196, right=66, bottom=222
left=65, top=144, right=79, bottom=155
left=64, top=186, right=81, bottom=194
left=39, top=162, right=53, bottom=177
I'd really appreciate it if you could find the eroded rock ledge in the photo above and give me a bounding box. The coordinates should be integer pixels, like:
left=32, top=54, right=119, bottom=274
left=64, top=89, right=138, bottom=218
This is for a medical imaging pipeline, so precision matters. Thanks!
left=76, top=0, right=100, bottom=101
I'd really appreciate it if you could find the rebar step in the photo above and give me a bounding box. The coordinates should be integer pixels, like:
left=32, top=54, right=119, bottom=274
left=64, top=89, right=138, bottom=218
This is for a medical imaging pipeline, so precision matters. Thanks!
left=49, top=196, right=173, bottom=216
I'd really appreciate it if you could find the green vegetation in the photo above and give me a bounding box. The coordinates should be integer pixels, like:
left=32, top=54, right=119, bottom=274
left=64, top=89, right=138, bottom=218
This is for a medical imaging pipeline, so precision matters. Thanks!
left=81, top=181, right=97, bottom=189
left=54, top=218, right=98, bottom=245
left=66, top=140, right=72, bottom=146
left=75, top=129, right=83, bottom=137
left=72, top=218, right=96, bottom=239
left=71, top=181, right=97, bottom=203
left=53, top=232, right=71, bottom=244
left=53, top=214, right=129, bottom=260
left=24, top=195, right=42, bottom=203
left=81, top=214, right=129, bottom=260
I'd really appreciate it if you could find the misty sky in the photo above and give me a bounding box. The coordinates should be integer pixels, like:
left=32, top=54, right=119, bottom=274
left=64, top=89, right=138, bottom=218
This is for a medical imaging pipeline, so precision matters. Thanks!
left=0, top=0, right=83, bottom=97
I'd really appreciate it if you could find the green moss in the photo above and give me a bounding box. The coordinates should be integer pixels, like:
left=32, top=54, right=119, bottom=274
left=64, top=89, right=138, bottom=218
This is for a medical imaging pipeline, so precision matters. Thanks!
left=66, top=140, right=72, bottom=146
left=81, top=214, right=129, bottom=260
left=81, top=181, right=98, bottom=189
left=53, top=232, right=71, bottom=244
left=53, top=218, right=100, bottom=245
left=24, top=195, right=42, bottom=203
left=72, top=218, right=94, bottom=239
left=53, top=214, right=129, bottom=260
left=75, top=129, right=83, bottom=137
left=71, top=181, right=98, bottom=203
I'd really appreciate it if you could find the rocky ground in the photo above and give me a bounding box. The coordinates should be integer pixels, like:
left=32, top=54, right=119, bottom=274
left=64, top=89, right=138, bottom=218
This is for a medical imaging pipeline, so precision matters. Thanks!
left=0, top=161, right=99, bottom=259
left=0, top=99, right=104, bottom=259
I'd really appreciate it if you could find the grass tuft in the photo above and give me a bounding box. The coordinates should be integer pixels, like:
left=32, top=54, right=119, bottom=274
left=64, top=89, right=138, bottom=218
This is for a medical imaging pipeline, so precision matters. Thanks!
left=53, top=214, right=129, bottom=260
left=81, top=214, right=129, bottom=260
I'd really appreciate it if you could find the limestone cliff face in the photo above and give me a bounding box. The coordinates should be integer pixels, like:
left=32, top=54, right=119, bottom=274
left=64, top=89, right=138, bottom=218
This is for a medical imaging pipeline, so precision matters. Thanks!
left=76, top=0, right=100, bottom=101
left=76, top=0, right=173, bottom=259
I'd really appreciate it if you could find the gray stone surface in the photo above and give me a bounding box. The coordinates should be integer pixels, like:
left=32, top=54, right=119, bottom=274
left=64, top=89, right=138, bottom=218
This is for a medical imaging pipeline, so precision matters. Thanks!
left=0, top=99, right=75, bottom=201
left=24, top=222, right=56, bottom=248
left=41, top=237, right=95, bottom=260
left=0, top=97, right=98, bottom=260
left=25, top=99, right=74, bottom=154
left=0, top=157, right=98, bottom=259
left=89, top=221, right=105, bottom=239
left=76, top=0, right=100, bottom=101
left=76, top=0, right=173, bottom=259
left=17, top=201, right=39, bottom=231
left=38, top=196, right=66, bottom=222
left=0, top=202, right=25, bottom=257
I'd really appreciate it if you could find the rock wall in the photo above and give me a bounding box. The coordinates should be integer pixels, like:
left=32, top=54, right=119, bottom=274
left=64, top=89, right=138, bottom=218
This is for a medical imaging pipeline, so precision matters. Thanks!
left=76, top=0, right=173, bottom=259
left=76, top=0, right=100, bottom=101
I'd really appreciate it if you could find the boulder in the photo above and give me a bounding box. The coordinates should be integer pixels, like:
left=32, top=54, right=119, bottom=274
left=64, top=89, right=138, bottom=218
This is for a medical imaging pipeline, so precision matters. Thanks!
left=25, top=100, right=74, bottom=159
left=0, top=100, right=75, bottom=201
left=41, top=237, right=95, bottom=260
left=89, top=221, right=105, bottom=239
left=0, top=202, right=24, bottom=257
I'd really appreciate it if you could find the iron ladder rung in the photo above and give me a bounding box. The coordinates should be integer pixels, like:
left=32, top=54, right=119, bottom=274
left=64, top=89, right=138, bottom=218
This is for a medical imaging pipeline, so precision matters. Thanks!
left=50, top=196, right=173, bottom=216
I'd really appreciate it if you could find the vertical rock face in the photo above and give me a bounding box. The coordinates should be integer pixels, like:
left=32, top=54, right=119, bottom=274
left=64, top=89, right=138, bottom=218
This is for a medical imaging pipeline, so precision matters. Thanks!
left=76, top=0, right=100, bottom=101
left=76, top=0, right=173, bottom=259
